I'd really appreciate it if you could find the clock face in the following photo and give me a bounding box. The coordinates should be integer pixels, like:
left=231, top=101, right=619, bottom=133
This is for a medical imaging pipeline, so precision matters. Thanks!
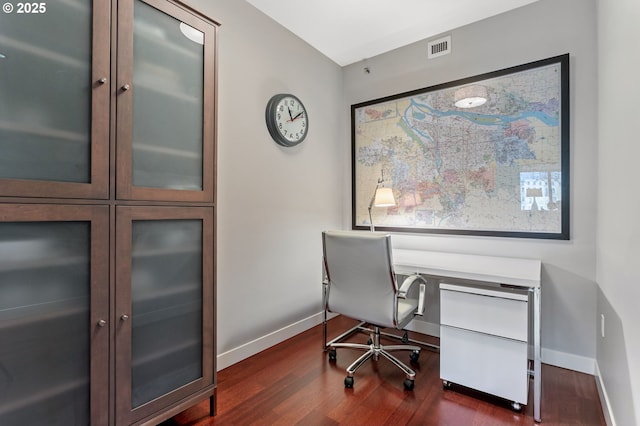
left=265, top=94, right=308, bottom=147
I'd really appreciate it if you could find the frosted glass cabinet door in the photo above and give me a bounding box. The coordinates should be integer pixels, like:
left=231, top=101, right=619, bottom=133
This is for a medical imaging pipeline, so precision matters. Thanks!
left=0, top=1, right=109, bottom=199
left=115, top=206, right=214, bottom=425
left=116, top=0, right=217, bottom=202
left=0, top=205, right=109, bottom=426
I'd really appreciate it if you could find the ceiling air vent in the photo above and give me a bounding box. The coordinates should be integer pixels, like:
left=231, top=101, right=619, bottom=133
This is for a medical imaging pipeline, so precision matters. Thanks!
left=427, top=35, right=451, bottom=59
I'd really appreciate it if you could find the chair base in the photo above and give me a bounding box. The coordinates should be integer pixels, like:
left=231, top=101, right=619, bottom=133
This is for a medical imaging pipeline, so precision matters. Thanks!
left=328, top=326, right=421, bottom=390
left=323, top=319, right=440, bottom=353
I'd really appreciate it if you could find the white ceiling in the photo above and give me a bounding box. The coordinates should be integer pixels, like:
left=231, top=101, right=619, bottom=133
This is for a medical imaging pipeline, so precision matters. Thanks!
left=245, top=0, right=539, bottom=66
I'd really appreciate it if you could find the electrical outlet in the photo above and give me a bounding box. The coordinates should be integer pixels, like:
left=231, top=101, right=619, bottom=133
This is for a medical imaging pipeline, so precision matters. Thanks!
left=600, top=314, right=605, bottom=338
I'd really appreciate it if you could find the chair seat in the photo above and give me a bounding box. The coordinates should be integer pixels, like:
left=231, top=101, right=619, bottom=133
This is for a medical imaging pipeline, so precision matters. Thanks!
left=366, top=298, right=418, bottom=330
left=398, top=299, right=419, bottom=325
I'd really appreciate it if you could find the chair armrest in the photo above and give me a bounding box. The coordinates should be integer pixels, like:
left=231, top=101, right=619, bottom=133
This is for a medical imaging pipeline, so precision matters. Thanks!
left=398, top=274, right=427, bottom=315
left=398, top=273, right=426, bottom=297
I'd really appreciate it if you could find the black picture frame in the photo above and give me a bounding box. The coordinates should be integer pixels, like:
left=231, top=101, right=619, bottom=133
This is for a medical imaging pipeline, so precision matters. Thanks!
left=351, top=54, right=570, bottom=239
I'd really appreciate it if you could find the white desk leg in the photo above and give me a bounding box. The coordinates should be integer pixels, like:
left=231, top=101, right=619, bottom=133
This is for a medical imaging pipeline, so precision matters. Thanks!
left=322, top=280, right=328, bottom=350
left=533, top=286, right=542, bottom=423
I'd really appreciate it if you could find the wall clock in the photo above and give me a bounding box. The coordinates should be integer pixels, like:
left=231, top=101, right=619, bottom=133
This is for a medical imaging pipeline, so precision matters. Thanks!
left=265, top=93, right=309, bottom=147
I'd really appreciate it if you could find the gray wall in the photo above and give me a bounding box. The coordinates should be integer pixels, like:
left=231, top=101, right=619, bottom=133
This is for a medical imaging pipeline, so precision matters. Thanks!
left=182, top=0, right=345, bottom=360
left=343, top=0, right=599, bottom=373
left=596, top=0, right=640, bottom=424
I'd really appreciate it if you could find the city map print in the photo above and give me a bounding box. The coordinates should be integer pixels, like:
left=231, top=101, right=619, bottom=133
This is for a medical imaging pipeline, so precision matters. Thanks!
left=352, top=55, right=569, bottom=239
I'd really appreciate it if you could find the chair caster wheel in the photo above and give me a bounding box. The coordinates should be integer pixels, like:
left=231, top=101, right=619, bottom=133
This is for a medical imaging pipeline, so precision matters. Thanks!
left=409, top=350, right=420, bottom=363
left=443, top=380, right=452, bottom=389
left=401, top=332, right=409, bottom=344
left=328, top=348, right=336, bottom=361
left=344, top=376, right=354, bottom=388
left=403, top=378, right=414, bottom=391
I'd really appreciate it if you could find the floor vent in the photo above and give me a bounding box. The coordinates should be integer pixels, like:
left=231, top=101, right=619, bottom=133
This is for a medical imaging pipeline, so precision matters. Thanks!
left=427, top=35, right=451, bottom=59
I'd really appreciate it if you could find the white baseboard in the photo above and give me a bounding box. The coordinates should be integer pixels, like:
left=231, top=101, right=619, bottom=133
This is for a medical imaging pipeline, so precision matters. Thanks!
left=217, top=315, right=598, bottom=380
left=541, top=347, right=595, bottom=375
left=216, top=314, right=433, bottom=371
left=217, top=312, right=325, bottom=370
left=595, top=362, right=617, bottom=426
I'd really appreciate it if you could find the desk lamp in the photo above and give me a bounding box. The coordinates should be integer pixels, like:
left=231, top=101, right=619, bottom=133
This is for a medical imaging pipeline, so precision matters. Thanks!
left=368, top=172, right=396, bottom=231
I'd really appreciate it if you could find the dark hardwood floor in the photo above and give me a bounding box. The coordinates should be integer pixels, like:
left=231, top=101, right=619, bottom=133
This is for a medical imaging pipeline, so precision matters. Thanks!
left=164, top=316, right=606, bottom=425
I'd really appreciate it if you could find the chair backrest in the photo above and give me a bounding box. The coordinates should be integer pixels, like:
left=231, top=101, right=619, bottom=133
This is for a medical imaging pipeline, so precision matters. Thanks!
left=322, top=230, right=398, bottom=328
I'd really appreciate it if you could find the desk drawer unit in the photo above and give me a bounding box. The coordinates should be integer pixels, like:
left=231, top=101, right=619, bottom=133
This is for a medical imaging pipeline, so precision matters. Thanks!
left=440, top=283, right=529, bottom=408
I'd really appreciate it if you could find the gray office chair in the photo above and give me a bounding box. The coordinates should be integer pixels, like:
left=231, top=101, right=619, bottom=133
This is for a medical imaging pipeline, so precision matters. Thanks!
left=322, top=230, right=427, bottom=390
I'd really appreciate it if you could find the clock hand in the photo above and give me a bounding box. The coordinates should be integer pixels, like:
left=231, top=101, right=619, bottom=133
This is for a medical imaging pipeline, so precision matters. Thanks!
left=292, top=112, right=304, bottom=121
left=288, top=107, right=293, bottom=121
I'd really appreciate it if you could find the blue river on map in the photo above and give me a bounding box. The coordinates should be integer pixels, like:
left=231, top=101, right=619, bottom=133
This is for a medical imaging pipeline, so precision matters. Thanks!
left=405, top=98, right=558, bottom=141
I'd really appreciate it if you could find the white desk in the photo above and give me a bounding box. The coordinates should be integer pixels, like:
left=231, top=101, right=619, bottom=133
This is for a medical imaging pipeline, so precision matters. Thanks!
left=392, top=249, right=542, bottom=423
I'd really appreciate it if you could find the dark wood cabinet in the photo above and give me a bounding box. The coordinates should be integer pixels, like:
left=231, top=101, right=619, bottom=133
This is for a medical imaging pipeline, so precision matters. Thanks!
left=115, top=206, right=215, bottom=425
left=0, top=205, right=110, bottom=425
left=0, top=1, right=218, bottom=425
left=0, top=0, right=110, bottom=199
left=115, top=0, right=217, bottom=203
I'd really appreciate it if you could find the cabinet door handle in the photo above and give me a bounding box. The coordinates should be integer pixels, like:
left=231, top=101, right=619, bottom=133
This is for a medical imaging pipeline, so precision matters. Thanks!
left=120, top=314, right=130, bottom=321
left=97, top=319, right=107, bottom=327
left=121, top=84, right=130, bottom=91
left=98, top=77, right=107, bottom=84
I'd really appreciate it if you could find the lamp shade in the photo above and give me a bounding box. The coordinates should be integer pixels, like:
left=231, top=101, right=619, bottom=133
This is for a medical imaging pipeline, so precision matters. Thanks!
left=454, top=85, right=488, bottom=108
left=374, top=187, right=396, bottom=207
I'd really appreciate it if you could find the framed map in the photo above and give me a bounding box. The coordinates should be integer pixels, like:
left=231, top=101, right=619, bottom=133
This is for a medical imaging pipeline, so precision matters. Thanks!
left=352, top=54, right=569, bottom=239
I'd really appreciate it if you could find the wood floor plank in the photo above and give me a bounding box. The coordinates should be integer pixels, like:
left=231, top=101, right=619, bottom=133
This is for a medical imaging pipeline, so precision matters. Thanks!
left=163, top=316, right=606, bottom=426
